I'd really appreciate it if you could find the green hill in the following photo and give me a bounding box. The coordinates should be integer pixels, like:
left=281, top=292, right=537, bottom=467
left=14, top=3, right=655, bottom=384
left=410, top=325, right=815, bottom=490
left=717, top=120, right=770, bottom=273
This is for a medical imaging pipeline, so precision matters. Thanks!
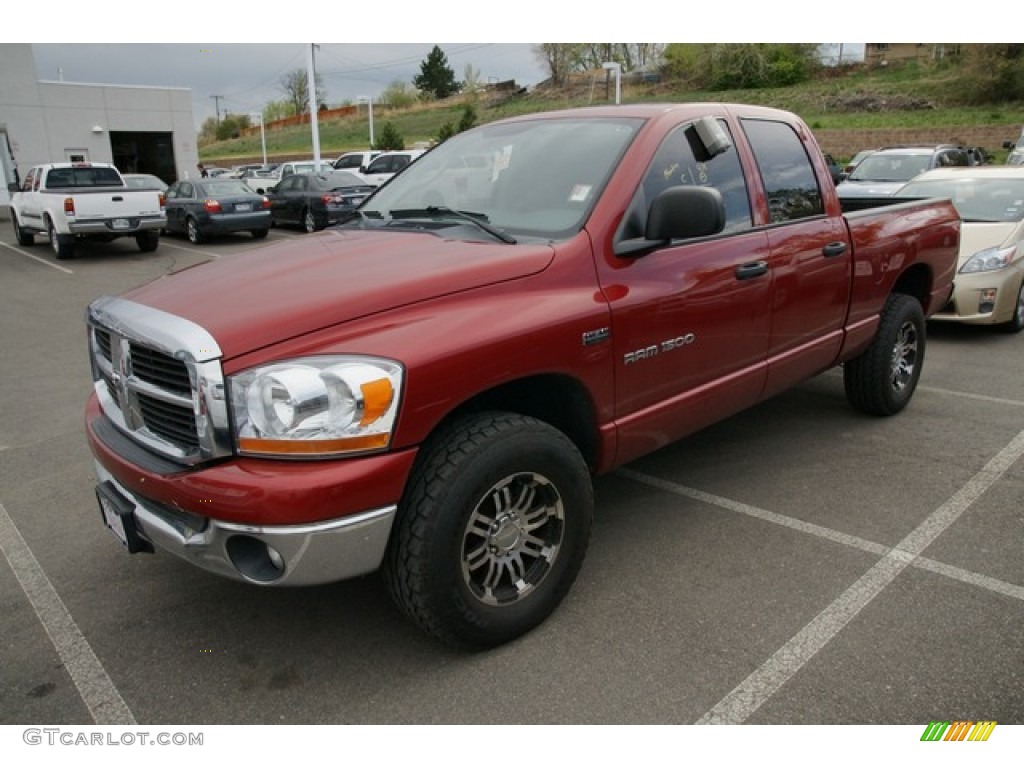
left=200, top=60, right=1024, bottom=167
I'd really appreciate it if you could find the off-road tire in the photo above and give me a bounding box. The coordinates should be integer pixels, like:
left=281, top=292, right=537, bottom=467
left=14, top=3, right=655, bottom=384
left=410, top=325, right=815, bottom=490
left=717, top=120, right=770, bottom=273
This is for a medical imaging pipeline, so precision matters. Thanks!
left=384, top=411, right=593, bottom=650
left=844, top=293, right=925, bottom=416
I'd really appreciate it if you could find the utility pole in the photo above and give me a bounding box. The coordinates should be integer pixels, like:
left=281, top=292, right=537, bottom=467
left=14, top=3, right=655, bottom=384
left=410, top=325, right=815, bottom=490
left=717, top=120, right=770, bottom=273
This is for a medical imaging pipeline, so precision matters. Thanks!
left=210, top=95, right=224, bottom=124
left=307, top=44, right=322, bottom=170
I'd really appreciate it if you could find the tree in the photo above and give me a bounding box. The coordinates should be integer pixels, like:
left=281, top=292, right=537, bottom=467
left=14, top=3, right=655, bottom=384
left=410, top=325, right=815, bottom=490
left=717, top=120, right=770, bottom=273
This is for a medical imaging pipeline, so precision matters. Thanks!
left=414, top=46, right=460, bottom=99
left=535, top=44, right=581, bottom=87
left=279, top=68, right=326, bottom=115
left=952, top=44, right=1024, bottom=103
left=661, top=44, right=817, bottom=90
left=375, top=122, right=405, bottom=151
left=381, top=79, right=420, bottom=109
left=215, top=114, right=251, bottom=142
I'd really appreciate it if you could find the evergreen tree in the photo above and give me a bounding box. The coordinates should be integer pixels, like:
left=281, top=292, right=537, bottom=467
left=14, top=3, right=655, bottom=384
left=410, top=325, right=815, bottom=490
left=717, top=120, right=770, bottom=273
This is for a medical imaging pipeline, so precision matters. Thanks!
left=414, top=46, right=461, bottom=99
left=375, top=122, right=405, bottom=151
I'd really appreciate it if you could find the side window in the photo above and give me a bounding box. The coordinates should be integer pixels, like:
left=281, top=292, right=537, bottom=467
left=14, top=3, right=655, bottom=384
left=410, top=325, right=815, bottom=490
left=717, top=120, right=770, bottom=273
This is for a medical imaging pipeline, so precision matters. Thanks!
left=742, top=118, right=824, bottom=224
left=640, top=120, right=752, bottom=235
left=23, top=168, right=36, bottom=191
left=179, top=182, right=194, bottom=198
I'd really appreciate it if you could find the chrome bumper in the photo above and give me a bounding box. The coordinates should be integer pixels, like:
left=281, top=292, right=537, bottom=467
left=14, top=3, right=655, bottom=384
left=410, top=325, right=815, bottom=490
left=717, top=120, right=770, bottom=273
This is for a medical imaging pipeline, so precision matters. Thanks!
left=93, top=461, right=395, bottom=586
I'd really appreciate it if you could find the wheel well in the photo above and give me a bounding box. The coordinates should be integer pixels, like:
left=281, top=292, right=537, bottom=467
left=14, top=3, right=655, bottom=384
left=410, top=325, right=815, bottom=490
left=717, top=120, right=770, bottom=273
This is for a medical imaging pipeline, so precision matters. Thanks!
left=440, top=375, right=601, bottom=471
left=891, top=263, right=931, bottom=311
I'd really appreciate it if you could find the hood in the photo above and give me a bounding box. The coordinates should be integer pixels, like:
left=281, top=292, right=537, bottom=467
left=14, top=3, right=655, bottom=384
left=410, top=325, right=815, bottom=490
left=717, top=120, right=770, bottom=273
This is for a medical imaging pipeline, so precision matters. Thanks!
left=957, top=221, right=1019, bottom=267
left=125, top=229, right=554, bottom=359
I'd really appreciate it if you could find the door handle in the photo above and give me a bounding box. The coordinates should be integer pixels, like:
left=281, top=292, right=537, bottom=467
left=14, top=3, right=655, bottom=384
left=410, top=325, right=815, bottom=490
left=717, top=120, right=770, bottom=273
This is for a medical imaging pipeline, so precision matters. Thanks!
left=735, top=261, right=769, bottom=280
left=823, top=241, right=848, bottom=258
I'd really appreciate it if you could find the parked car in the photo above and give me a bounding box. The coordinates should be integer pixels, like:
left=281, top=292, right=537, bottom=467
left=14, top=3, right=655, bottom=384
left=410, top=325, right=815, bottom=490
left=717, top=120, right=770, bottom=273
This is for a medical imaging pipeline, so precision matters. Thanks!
left=332, top=150, right=381, bottom=172
left=267, top=171, right=377, bottom=232
left=836, top=144, right=970, bottom=198
left=823, top=152, right=842, bottom=184
left=895, top=166, right=1024, bottom=332
left=358, top=149, right=427, bottom=186
left=842, top=149, right=876, bottom=179
left=244, top=160, right=331, bottom=194
left=164, top=178, right=271, bottom=243
left=1003, top=130, right=1024, bottom=165
left=122, top=173, right=168, bottom=192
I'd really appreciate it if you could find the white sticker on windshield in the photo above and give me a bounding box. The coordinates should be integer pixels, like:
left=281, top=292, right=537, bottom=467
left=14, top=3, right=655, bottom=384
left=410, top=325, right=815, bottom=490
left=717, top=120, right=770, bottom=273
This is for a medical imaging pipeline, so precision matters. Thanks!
left=569, top=184, right=592, bottom=203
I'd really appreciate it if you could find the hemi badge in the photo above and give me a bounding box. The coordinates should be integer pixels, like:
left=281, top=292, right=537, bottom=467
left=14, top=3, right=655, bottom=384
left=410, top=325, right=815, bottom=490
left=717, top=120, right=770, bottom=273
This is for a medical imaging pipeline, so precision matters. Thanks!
left=582, top=328, right=610, bottom=346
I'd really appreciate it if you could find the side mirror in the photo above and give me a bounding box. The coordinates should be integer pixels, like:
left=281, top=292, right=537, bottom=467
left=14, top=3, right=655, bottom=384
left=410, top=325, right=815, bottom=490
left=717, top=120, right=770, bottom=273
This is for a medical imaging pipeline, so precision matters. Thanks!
left=647, top=186, right=726, bottom=241
left=7, top=182, right=19, bottom=194
left=1004, top=141, right=1016, bottom=150
left=614, top=186, right=726, bottom=257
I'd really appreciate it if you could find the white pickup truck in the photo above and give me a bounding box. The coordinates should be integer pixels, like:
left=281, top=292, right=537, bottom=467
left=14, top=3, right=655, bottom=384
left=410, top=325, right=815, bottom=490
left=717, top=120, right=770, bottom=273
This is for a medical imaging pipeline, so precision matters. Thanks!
left=8, top=162, right=166, bottom=259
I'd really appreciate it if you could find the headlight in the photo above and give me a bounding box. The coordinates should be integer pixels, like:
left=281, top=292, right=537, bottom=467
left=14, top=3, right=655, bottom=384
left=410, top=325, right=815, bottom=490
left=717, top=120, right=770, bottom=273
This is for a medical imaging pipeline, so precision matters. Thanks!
left=960, top=245, right=1015, bottom=274
left=229, top=356, right=403, bottom=457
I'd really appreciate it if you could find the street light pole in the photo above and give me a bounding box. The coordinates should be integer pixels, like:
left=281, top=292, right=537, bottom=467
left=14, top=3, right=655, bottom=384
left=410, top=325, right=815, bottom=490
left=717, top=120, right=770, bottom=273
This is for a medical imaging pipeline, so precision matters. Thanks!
left=601, top=62, right=621, bottom=105
left=252, top=113, right=267, bottom=165
left=358, top=95, right=375, bottom=148
left=307, top=43, right=322, bottom=170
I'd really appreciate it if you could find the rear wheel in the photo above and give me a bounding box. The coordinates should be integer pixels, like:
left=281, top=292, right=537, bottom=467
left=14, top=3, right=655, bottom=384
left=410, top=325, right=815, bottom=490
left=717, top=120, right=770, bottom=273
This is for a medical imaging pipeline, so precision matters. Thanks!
left=384, top=412, right=593, bottom=650
left=186, top=217, right=205, bottom=244
left=48, top=219, right=74, bottom=260
left=12, top=214, right=34, bottom=246
left=844, top=294, right=925, bottom=416
left=135, top=230, right=160, bottom=252
left=302, top=208, right=320, bottom=233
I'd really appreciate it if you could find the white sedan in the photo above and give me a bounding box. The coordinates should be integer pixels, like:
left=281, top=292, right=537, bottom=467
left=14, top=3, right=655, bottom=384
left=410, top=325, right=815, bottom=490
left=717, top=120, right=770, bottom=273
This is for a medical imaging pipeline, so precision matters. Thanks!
left=895, top=167, right=1024, bottom=332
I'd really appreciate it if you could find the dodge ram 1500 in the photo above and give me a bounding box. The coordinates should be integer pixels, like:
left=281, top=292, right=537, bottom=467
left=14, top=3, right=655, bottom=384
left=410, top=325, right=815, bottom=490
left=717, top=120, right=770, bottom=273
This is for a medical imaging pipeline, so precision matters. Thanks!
left=84, top=103, right=959, bottom=649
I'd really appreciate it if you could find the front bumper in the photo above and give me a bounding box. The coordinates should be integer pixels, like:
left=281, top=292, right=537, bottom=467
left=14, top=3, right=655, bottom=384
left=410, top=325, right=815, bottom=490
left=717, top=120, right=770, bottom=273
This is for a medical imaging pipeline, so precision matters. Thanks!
left=930, top=270, right=1023, bottom=326
left=93, top=461, right=395, bottom=585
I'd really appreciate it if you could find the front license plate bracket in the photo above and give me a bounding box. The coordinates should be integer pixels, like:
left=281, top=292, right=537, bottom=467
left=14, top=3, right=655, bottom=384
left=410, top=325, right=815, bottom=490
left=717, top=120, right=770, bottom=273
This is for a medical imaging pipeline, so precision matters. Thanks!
left=95, top=481, right=153, bottom=554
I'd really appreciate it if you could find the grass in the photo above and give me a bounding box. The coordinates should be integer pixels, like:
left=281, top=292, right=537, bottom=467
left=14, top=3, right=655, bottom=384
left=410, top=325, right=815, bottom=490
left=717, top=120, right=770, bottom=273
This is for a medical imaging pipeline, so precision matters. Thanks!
left=200, top=61, right=1024, bottom=165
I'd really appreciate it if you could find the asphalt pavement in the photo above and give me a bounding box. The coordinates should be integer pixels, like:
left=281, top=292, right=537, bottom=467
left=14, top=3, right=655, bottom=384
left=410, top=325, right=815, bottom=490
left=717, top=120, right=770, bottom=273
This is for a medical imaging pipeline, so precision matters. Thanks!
left=1, top=212, right=1021, bottom=738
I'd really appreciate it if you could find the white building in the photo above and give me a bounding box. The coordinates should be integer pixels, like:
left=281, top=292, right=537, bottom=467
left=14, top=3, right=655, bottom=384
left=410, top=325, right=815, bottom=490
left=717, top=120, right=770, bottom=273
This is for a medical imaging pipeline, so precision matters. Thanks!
left=1, top=44, right=198, bottom=207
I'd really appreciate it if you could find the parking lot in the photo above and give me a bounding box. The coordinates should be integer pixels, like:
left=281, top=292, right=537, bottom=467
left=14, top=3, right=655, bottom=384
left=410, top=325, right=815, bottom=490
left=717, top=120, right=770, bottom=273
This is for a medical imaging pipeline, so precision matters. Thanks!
left=1, top=213, right=1022, bottom=735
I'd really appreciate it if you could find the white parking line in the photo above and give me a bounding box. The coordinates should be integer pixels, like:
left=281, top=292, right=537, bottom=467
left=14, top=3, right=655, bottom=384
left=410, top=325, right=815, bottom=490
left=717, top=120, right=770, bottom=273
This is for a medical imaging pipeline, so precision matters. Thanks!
left=0, top=240, right=74, bottom=274
left=0, top=502, right=135, bottom=725
left=670, top=428, right=1024, bottom=724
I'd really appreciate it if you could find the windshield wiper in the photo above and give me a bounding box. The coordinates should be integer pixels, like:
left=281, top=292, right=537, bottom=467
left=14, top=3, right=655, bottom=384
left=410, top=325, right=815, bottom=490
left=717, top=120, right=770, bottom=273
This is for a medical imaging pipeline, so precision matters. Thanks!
left=388, top=206, right=517, bottom=244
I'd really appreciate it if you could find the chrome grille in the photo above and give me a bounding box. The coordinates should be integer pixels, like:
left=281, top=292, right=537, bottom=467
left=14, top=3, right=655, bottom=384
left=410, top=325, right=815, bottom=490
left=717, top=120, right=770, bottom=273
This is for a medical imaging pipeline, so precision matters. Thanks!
left=87, top=296, right=231, bottom=465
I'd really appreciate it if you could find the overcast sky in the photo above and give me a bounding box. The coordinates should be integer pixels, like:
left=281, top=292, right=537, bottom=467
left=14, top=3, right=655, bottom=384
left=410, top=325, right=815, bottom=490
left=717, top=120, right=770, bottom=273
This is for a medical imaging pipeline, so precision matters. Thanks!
left=29, top=43, right=550, bottom=127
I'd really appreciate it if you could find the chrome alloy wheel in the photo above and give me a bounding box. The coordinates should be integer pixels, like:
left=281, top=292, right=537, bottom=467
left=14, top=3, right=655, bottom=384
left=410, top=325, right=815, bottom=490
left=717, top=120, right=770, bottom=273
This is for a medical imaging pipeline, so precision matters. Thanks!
left=890, top=319, right=919, bottom=393
left=461, top=472, right=565, bottom=606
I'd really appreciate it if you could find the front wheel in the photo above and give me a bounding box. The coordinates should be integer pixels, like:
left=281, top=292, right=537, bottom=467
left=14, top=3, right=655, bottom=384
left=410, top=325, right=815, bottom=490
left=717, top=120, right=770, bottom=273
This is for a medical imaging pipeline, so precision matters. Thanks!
left=384, top=412, right=593, bottom=650
left=844, top=294, right=925, bottom=416
left=999, top=280, right=1024, bottom=334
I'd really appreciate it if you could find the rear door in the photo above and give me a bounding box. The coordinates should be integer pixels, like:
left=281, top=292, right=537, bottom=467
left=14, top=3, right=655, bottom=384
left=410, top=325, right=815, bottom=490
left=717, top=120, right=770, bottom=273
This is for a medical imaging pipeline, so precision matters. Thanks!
left=740, top=117, right=852, bottom=399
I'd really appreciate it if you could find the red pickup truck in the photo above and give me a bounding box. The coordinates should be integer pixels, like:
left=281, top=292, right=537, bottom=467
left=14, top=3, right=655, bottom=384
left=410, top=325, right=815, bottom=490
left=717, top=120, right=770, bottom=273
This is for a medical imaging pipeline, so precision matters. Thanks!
left=85, top=103, right=959, bottom=649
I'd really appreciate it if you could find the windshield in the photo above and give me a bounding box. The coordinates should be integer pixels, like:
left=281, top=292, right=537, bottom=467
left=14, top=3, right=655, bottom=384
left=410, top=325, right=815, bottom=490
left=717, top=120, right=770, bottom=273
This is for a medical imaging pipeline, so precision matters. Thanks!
left=849, top=152, right=931, bottom=182
left=897, top=177, right=1024, bottom=222
left=353, top=116, right=642, bottom=240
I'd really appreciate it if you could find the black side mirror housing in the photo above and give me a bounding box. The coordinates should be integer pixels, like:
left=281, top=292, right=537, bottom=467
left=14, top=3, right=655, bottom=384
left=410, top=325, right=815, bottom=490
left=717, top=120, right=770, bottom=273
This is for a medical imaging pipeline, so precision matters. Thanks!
left=615, top=186, right=726, bottom=257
